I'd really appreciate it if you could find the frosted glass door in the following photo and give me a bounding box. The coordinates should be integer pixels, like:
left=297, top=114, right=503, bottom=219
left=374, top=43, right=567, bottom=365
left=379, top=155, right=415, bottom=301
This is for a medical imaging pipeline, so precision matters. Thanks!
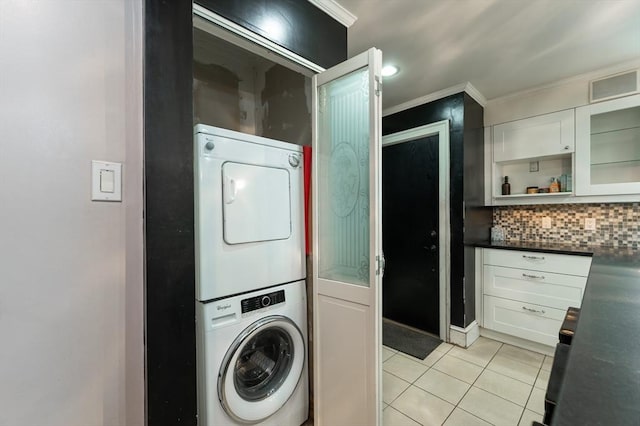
left=317, top=68, right=371, bottom=286
left=312, top=48, right=382, bottom=426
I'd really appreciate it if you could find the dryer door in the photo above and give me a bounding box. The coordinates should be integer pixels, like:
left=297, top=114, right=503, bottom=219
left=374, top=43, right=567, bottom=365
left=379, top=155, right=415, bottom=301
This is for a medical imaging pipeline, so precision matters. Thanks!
left=222, top=162, right=292, bottom=245
left=218, top=315, right=305, bottom=424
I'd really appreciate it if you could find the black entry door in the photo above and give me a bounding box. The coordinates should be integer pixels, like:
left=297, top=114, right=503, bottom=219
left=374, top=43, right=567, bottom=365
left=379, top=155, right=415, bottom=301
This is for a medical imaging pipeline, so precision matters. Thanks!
left=382, top=135, right=439, bottom=334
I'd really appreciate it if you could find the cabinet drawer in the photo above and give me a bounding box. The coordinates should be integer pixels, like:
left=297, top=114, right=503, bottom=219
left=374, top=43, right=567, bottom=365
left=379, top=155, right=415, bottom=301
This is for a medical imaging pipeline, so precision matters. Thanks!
left=483, top=249, right=591, bottom=276
left=484, top=265, right=586, bottom=310
left=483, top=295, right=565, bottom=347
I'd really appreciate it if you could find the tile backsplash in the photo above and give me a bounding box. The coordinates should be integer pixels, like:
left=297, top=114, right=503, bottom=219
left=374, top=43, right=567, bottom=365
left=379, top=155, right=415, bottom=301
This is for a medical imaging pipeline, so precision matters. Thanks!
left=493, top=203, right=640, bottom=248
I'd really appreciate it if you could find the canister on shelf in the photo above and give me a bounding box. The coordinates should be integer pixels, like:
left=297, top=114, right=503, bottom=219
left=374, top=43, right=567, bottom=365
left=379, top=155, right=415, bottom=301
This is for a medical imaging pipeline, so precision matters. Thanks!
left=549, top=177, right=560, bottom=193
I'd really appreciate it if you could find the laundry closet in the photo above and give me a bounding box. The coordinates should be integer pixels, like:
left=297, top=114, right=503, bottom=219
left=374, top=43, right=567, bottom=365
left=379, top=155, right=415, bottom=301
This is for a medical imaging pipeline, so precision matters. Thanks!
left=144, top=3, right=381, bottom=424
left=192, top=16, right=314, bottom=426
left=193, top=25, right=313, bottom=145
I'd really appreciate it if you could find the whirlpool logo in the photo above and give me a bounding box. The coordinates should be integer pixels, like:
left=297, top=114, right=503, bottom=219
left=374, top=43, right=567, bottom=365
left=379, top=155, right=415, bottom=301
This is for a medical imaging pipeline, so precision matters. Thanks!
left=216, top=304, right=232, bottom=311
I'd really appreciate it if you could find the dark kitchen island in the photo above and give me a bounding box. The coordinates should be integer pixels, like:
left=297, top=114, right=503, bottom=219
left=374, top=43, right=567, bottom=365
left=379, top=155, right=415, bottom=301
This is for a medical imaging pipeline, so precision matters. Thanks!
left=551, top=248, right=640, bottom=426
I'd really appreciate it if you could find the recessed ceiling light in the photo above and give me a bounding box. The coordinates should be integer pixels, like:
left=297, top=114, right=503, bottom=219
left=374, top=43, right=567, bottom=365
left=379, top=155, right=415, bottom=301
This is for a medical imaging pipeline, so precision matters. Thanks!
left=381, top=65, right=399, bottom=77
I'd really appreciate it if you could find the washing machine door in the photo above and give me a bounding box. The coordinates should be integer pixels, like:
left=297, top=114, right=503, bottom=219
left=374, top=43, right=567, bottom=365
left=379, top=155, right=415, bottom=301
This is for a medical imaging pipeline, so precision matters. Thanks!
left=218, top=315, right=305, bottom=424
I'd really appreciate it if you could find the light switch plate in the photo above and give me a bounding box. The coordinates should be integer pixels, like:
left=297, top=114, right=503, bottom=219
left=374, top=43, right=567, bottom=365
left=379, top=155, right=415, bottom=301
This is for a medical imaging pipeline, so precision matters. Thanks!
left=541, top=216, right=551, bottom=229
left=92, top=160, right=122, bottom=201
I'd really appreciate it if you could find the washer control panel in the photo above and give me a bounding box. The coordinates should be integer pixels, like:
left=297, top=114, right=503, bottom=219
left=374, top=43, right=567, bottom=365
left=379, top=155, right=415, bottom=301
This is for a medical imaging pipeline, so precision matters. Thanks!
left=241, top=289, right=285, bottom=314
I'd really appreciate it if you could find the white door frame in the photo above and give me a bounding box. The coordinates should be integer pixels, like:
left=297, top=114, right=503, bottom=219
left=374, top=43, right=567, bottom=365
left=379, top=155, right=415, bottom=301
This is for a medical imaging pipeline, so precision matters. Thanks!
left=381, top=120, right=451, bottom=341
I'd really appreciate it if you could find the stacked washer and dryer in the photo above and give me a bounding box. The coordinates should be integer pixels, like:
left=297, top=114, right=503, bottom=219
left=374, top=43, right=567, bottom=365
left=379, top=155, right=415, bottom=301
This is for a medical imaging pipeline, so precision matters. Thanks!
left=194, top=124, right=309, bottom=426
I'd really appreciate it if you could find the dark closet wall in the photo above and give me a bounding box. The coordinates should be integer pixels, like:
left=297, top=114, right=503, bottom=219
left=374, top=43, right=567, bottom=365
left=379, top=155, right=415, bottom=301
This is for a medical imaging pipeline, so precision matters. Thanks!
left=382, top=93, right=491, bottom=328
left=144, top=1, right=346, bottom=424
left=194, top=0, right=347, bottom=69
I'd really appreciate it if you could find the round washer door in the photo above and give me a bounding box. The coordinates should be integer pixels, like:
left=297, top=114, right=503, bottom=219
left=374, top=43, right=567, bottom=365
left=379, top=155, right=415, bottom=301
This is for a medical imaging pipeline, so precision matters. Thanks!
left=218, top=315, right=305, bottom=424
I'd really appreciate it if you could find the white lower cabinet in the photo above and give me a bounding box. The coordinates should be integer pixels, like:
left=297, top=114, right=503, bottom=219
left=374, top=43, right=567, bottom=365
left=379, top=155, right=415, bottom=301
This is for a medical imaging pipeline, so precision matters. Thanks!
left=483, top=265, right=587, bottom=310
left=483, top=295, right=566, bottom=347
left=480, top=248, right=592, bottom=347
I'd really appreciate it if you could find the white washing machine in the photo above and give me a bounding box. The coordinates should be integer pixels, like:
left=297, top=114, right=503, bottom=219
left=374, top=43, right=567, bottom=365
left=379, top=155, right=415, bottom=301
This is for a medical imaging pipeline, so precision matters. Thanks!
left=194, top=124, right=306, bottom=301
left=197, top=280, right=309, bottom=426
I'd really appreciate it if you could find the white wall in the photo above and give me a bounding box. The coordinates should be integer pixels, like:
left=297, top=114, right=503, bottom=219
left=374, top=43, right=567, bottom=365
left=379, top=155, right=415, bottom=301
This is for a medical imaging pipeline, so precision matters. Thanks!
left=0, top=1, right=144, bottom=425
left=485, top=58, right=640, bottom=126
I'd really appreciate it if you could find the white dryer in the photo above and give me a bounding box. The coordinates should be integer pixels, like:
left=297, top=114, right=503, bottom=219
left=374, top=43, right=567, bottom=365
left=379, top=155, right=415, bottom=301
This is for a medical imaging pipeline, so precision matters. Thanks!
left=196, top=280, right=308, bottom=426
left=194, top=124, right=306, bottom=301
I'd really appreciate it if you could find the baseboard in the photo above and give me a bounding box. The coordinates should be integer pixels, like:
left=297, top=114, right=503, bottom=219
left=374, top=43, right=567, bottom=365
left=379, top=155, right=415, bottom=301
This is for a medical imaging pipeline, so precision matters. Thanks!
left=449, top=321, right=480, bottom=348
left=480, top=328, right=555, bottom=356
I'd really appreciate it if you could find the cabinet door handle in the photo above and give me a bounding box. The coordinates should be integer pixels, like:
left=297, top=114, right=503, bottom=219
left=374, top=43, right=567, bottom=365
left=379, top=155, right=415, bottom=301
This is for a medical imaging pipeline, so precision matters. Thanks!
left=522, top=255, right=545, bottom=261
left=564, top=145, right=570, bottom=150
left=522, top=273, right=545, bottom=280
left=522, top=306, right=546, bottom=314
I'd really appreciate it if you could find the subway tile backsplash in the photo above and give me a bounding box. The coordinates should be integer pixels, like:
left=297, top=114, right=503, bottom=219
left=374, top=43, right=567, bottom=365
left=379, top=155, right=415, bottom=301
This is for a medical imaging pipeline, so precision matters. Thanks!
left=493, top=203, right=640, bottom=248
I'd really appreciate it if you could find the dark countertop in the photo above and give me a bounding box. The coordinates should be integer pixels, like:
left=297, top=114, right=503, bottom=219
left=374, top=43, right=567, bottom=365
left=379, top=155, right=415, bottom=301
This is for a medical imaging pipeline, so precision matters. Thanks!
left=468, top=240, right=640, bottom=425
left=467, top=240, right=594, bottom=256
left=552, top=250, right=640, bottom=426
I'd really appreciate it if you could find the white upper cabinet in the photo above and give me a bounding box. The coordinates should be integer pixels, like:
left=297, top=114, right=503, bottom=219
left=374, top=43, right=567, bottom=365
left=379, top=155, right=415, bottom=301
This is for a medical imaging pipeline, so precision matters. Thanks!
left=490, top=109, right=575, bottom=204
left=493, top=109, right=575, bottom=162
left=575, top=94, right=640, bottom=196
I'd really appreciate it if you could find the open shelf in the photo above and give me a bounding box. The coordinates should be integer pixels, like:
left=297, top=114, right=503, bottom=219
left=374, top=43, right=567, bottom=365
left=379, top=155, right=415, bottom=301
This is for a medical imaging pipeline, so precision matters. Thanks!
left=493, top=154, right=573, bottom=203
left=494, top=192, right=572, bottom=199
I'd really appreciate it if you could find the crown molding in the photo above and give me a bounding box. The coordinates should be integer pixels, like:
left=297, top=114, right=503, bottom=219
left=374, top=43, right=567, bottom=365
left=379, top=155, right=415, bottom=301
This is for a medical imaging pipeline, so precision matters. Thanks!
left=383, top=82, right=486, bottom=117
left=308, top=0, right=357, bottom=27
left=463, top=82, right=487, bottom=107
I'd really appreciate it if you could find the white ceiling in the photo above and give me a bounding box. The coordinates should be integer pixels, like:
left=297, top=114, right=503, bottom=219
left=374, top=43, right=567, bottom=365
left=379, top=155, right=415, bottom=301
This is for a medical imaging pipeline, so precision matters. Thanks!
left=337, top=0, right=640, bottom=109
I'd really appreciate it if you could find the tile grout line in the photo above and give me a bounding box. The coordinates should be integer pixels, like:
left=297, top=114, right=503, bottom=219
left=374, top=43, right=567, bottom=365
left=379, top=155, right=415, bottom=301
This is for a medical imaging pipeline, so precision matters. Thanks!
left=484, top=353, right=545, bottom=386
left=486, top=346, right=544, bottom=426
left=443, top=341, right=546, bottom=424
left=519, top=363, right=547, bottom=423
left=487, top=346, right=545, bottom=426
left=455, top=406, right=498, bottom=426
left=444, top=341, right=505, bottom=425
left=384, top=344, right=465, bottom=425
left=385, top=341, right=546, bottom=425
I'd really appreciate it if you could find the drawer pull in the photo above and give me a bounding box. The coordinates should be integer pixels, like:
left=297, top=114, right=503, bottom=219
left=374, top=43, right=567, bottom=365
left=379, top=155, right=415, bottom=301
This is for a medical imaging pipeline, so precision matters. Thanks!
left=522, top=255, right=545, bottom=261
left=522, top=306, right=546, bottom=314
left=522, top=273, right=545, bottom=280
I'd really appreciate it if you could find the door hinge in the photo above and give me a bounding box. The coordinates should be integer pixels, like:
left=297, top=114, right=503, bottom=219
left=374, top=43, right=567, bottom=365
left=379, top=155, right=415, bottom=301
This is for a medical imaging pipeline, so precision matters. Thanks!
left=376, top=253, right=386, bottom=276
left=375, top=75, right=382, bottom=97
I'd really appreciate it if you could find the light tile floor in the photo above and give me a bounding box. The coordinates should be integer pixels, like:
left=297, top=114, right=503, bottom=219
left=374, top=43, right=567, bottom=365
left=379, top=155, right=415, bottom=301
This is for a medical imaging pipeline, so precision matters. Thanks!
left=383, top=337, right=551, bottom=426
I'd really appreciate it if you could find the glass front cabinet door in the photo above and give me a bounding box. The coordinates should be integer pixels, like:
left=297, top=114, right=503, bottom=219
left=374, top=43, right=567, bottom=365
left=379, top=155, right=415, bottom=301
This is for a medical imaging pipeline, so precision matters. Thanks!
left=575, top=93, right=640, bottom=196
